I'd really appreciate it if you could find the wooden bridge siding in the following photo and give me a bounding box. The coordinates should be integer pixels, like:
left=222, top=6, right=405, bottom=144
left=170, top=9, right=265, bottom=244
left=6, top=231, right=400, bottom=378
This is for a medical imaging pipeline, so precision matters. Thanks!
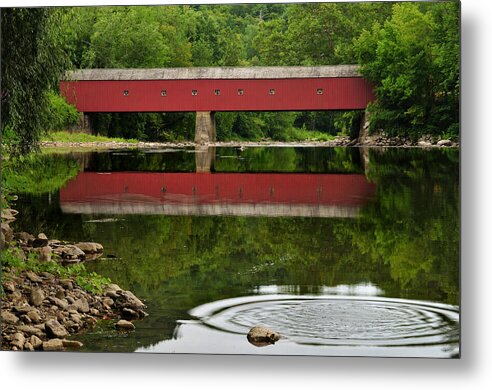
left=60, top=77, right=375, bottom=113
left=59, top=172, right=376, bottom=207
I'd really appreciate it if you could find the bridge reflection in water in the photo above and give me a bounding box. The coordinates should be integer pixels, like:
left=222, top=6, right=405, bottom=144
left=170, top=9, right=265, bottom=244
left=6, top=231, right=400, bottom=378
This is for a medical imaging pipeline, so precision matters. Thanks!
left=60, top=172, right=376, bottom=218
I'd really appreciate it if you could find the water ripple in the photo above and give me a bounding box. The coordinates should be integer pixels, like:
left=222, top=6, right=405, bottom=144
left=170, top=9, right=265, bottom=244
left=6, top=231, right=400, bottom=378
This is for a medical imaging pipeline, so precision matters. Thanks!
left=190, top=295, right=459, bottom=348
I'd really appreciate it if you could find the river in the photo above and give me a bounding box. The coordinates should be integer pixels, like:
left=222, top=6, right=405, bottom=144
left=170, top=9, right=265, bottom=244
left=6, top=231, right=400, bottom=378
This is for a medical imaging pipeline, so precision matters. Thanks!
left=11, top=146, right=460, bottom=357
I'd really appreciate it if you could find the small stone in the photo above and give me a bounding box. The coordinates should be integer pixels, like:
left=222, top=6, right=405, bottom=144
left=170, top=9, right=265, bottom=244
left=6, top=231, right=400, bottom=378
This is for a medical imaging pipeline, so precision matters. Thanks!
left=3, top=280, right=16, bottom=293
left=12, top=333, right=26, bottom=350
left=27, top=310, right=42, bottom=323
left=49, top=297, right=69, bottom=310
left=102, top=298, right=114, bottom=309
left=15, top=232, right=35, bottom=245
left=1, top=311, right=19, bottom=324
left=24, top=342, right=35, bottom=351
left=18, top=325, right=45, bottom=338
left=45, top=319, right=69, bottom=338
left=30, top=335, right=43, bottom=349
left=247, top=326, right=281, bottom=347
left=43, top=338, right=64, bottom=351
left=55, top=290, right=65, bottom=300
left=418, top=141, right=432, bottom=147
left=90, top=308, right=99, bottom=316
left=30, top=288, right=45, bottom=306
left=14, top=304, right=33, bottom=314
left=20, top=314, right=32, bottom=324
left=72, top=298, right=90, bottom=313
left=115, top=319, right=135, bottom=330
left=25, top=271, right=43, bottom=283
left=60, top=279, right=74, bottom=290
left=32, top=233, right=49, bottom=248
left=62, top=339, right=84, bottom=349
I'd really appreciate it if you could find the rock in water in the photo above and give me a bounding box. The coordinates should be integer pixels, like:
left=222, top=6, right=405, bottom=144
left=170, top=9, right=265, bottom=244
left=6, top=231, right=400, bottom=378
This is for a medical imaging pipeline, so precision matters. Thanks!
left=115, top=319, right=135, bottom=330
left=247, top=326, right=281, bottom=347
left=74, top=242, right=103, bottom=254
left=43, top=339, right=64, bottom=351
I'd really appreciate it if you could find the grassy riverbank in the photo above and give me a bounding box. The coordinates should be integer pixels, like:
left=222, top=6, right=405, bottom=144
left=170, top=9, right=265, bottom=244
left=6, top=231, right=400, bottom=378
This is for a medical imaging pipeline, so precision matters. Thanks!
left=42, top=131, right=139, bottom=144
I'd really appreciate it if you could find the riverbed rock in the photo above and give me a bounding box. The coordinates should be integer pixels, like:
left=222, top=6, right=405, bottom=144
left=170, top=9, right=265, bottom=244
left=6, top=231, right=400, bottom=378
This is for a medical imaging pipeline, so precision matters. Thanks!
left=30, top=289, right=45, bottom=306
left=1, top=222, right=13, bottom=243
left=29, top=335, right=43, bottom=350
left=45, top=319, right=69, bottom=338
left=15, top=231, right=35, bottom=245
left=25, top=271, right=43, bottom=283
left=43, top=338, right=64, bottom=351
left=74, top=242, right=103, bottom=254
left=62, top=339, right=83, bottom=349
left=72, top=297, right=90, bottom=313
left=32, top=233, right=49, bottom=248
left=418, top=141, right=433, bottom=147
left=115, top=319, right=135, bottom=330
left=27, top=310, right=42, bottom=323
left=121, top=308, right=140, bottom=320
left=1, top=311, right=19, bottom=325
left=18, top=325, right=45, bottom=338
left=247, top=326, right=281, bottom=347
left=3, top=280, right=16, bottom=293
left=53, top=245, right=85, bottom=261
left=437, top=139, right=453, bottom=147
left=1, top=208, right=18, bottom=222
left=12, top=333, right=26, bottom=350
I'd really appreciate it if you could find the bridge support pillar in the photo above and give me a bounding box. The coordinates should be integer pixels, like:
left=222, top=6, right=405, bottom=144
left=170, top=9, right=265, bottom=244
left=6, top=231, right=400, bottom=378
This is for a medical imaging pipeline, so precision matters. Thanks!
left=195, top=146, right=216, bottom=173
left=72, top=112, right=93, bottom=134
left=357, top=110, right=371, bottom=145
left=195, top=111, right=216, bottom=144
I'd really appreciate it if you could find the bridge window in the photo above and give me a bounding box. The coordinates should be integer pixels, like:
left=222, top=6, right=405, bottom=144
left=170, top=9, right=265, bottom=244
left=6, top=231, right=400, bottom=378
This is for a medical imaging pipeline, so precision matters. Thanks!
left=317, top=88, right=324, bottom=95
left=269, top=88, right=276, bottom=95
left=123, top=90, right=129, bottom=96
left=161, top=89, right=167, bottom=97
left=237, top=89, right=244, bottom=96
left=192, top=89, right=198, bottom=96
left=215, top=89, right=221, bottom=96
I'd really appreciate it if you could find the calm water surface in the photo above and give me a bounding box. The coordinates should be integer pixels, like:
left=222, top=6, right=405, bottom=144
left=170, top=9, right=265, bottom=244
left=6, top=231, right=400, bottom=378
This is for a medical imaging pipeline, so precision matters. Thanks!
left=13, top=146, right=460, bottom=357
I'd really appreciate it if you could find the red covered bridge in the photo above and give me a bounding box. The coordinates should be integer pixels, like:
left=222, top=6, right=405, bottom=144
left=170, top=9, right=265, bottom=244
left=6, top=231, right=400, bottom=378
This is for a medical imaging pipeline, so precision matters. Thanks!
left=60, top=65, right=375, bottom=143
left=59, top=172, right=376, bottom=218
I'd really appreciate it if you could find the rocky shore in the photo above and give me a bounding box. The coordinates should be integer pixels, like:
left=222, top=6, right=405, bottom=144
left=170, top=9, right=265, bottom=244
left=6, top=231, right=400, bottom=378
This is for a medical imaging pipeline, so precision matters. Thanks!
left=1, top=208, right=148, bottom=352
left=39, top=134, right=459, bottom=150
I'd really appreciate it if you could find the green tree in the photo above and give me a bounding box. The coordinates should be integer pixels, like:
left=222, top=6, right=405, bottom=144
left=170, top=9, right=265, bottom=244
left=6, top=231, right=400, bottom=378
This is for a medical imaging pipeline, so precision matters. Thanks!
left=354, top=2, right=459, bottom=138
left=1, top=8, right=71, bottom=154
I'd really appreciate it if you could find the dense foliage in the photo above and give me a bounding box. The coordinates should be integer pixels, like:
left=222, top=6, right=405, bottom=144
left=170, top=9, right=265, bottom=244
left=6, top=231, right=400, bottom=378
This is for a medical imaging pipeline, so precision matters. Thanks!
left=1, top=8, right=71, bottom=154
left=354, top=2, right=460, bottom=138
left=1, top=2, right=459, bottom=147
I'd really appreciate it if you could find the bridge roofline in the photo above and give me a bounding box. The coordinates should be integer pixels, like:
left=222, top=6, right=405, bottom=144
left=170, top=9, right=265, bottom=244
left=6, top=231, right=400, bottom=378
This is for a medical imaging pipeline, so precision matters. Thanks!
left=63, top=65, right=361, bottom=81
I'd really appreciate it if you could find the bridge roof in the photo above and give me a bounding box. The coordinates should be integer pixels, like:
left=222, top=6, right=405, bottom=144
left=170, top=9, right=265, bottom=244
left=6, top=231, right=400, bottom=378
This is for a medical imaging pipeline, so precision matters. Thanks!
left=64, top=65, right=361, bottom=81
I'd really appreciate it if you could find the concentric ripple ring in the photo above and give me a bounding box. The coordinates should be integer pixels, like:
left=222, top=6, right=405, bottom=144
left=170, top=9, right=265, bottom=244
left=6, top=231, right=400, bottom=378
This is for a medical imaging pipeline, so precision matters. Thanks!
left=189, top=294, right=459, bottom=348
